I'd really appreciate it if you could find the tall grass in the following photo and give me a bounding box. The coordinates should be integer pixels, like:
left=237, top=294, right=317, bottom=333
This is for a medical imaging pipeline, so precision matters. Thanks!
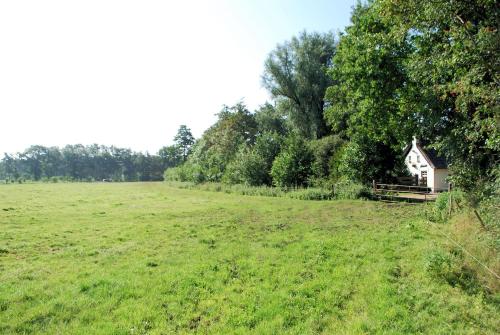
left=165, top=181, right=371, bottom=201
left=426, top=190, right=500, bottom=294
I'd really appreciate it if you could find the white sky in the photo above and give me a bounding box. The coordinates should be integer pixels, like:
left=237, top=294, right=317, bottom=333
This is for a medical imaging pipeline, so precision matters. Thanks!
left=0, top=0, right=355, bottom=155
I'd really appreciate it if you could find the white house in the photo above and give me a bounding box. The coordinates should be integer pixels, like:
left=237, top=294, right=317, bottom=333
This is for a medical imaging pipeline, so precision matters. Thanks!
left=403, top=137, right=449, bottom=193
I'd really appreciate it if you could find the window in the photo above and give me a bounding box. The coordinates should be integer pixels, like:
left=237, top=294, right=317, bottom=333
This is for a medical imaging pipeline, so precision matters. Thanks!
left=409, top=155, right=412, bottom=163
left=417, top=155, right=420, bottom=163
left=421, top=170, right=427, bottom=185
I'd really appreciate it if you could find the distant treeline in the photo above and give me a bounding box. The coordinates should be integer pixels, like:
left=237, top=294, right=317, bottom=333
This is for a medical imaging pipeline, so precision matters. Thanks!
left=0, top=126, right=194, bottom=182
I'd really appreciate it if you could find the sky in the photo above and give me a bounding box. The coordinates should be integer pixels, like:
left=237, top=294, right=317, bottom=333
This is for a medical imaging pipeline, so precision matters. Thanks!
left=0, top=0, right=356, bottom=155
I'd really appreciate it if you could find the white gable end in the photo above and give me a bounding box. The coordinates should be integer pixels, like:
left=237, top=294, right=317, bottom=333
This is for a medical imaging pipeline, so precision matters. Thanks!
left=403, top=137, right=449, bottom=192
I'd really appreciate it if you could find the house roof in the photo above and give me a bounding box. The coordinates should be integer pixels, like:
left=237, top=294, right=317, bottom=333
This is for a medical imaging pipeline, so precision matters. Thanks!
left=403, top=142, right=448, bottom=169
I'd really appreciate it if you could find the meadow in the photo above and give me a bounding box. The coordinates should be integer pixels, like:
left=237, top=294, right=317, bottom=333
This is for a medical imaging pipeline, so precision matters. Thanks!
left=0, top=183, right=498, bottom=334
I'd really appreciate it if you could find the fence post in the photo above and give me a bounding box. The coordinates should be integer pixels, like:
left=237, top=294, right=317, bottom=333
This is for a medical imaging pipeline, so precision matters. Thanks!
left=448, top=182, right=452, bottom=216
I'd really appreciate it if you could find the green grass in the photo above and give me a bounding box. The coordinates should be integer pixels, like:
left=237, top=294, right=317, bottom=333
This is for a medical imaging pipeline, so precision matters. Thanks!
left=0, top=182, right=498, bottom=334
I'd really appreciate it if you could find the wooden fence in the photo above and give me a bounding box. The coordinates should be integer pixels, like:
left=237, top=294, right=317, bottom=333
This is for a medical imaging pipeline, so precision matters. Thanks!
left=372, top=181, right=436, bottom=202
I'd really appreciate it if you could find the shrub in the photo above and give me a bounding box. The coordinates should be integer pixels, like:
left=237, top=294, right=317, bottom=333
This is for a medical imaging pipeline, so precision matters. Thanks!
left=337, top=136, right=408, bottom=184
left=333, top=181, right=370, bottom=200
left=425, top=250, right=452, bottom=278
left=432, top=190, right=468, bottom=222
left=309, top=135, right=345, bottom=183
left=223, top=147, right=269, bottom=186
left=164, top=164, right=205, bottom=184
left=287, top=188, right=334, bottom=200
left=476, top=168, right=500, bottom=234
left=271, top=135, right=313, bottom=187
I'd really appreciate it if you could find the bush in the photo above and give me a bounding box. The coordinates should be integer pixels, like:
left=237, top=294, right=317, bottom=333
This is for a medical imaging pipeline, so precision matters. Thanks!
left=425, top=250, right=452, bottom=278
left=287, top=188, right=334, bottom=200
left=309, top=135, right=345, bottom=183
left=476, top=168, right=500, bottom=234
left=164, top=164, right=205, bottom=184
left=222, top=148, right=269, bottom=186
left=431, top=190, right=467, bottom=222
left=334, top=181, right=370, bottom=200
left=337, top=136, right=408, bottom=184
left=271, top=135, right=313, bottom=187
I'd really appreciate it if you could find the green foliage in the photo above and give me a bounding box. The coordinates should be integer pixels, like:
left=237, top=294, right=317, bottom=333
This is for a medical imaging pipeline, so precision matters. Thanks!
left=336, top=136, right=407, bottom=184
left=187, top=103, right=258, bottom=182
left=1, top=145, right=167, bottom=182
left=476, top=168, right=500, bottom=234
left=271, top=135, right=313, bottom=187
left=164, top=163, right=204, bottom=184
left=222, top=146, right=268, bottom=186
left=381, top=0, right=500, bottom=191
left=333, top=180, right=371, bottom=200
left=287, top=188, right=334, bottom=201
left=158, top=145, right=182, bottom=169
left=173, top=125, right=195, bottom=161
left=425, top=250, right=453, bottom=278
left=324, top=2, right=414, bottom=145
left=263, top=31, right=335, bottom=138
left=432, top=193, right=453, bottom=223
left=430, top=190, right=469, bottom=222
left=254, top=103, right=288, bottom=136
left=309, top=135, right=345, bottom=185
left=326, top=0, right=499, bottom=193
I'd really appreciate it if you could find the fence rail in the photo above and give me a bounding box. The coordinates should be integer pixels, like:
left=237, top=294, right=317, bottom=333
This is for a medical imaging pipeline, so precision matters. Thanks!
left=373, top=181, right=435, bottom=202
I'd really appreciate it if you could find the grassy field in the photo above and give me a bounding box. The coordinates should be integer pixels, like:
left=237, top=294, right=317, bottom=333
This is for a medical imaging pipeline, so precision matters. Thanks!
left=0, top=183, right=498, bottom=334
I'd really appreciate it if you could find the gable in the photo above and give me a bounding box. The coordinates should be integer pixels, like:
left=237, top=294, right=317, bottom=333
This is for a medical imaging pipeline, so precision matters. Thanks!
left=404, top=145, right=433, bottom=168
left=403, top=140, right=448, bottom=169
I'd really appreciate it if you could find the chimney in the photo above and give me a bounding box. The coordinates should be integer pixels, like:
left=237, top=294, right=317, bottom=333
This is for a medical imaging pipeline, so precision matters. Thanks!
left=412, top=136, right=417, bottom=147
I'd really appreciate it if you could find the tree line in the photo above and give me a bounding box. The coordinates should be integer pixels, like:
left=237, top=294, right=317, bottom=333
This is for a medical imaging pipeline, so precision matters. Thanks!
left=0, top=126, right=194, bottom=182
left=2, top=0, right=498, bottom=200
left=167, top=0, right=498, bottom=200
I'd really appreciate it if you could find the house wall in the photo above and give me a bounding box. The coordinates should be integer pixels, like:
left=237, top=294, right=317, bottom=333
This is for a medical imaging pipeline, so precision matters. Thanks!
left=404, top=139, right=442, bottom=192
left=433, top=169, right=449, bottom=192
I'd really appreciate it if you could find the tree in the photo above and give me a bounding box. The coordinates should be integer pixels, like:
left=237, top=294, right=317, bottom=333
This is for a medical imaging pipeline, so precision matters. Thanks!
left=174, top=125, right=195, bottom=161
left=270, top=134, right=313, bottom=187
left=337, top=135, right=408, bottom=184
left=255, top=102, right=288, bottom=136
left=324, top=1, right=415, bottom=147
left=379, top=0, right=499, bottom=191
left=309, top=135, right=345, bottom=184
left=263, top=31, right=335, bottom=139
left=324, top=0, right=500, bottom=189
left=158, top=145, right=182, bottom=170
left=223, top=146, right=268, bottom=186
left=1, top=153, right=19, bottom=180
left=187, top=102, right=258, bottom=182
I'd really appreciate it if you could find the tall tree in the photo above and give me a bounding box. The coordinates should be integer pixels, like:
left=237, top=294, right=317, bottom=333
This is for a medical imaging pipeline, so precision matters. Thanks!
left=262, top=31, right=335, bottom=139
left=380, top=0, right=499, bottom=191
left=324, top=1, right=414, bottom=147
left=174, top=125, right=195, bottom=161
